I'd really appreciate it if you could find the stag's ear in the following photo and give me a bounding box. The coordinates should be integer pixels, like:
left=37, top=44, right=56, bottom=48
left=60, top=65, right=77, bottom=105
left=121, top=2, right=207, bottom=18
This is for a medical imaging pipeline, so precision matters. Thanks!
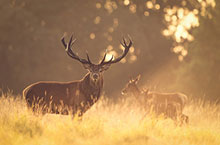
left=101, top=64, right=111, bottom=71
left=134, top=75, right=141, bottom=84
left=82, top=63, right=91, bottom=70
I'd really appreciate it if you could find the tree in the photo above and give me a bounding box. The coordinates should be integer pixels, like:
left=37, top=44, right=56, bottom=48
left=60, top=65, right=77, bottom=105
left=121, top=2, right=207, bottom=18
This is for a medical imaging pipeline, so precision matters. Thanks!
left=173, top=2, right=220, bottom=100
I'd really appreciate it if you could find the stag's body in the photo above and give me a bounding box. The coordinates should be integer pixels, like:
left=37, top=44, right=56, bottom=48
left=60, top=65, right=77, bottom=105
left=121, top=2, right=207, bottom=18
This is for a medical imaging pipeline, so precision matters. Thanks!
left=24, top=73, right=103, bottom=115
left=23, top=34, right=132, bottom=116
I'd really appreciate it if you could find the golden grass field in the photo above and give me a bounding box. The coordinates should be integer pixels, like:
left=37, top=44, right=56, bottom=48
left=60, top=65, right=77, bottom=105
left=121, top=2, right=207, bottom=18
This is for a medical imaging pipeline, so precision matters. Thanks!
left=0, top=92, right=220, bottom=145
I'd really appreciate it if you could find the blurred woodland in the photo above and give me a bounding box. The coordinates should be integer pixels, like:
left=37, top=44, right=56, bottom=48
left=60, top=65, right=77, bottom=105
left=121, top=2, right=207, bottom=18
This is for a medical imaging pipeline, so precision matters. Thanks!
left=0, top=0, right=219, bottom=100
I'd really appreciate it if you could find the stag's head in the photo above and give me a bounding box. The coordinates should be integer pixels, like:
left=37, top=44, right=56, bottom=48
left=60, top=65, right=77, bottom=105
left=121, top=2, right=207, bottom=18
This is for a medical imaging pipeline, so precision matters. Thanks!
left=61, top=35, right=132, bottom=83
left=121, top=75, right=141, bottom=96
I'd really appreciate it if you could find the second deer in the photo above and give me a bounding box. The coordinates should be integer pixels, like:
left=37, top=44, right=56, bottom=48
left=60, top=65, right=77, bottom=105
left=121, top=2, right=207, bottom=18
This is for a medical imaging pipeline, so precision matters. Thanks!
left=122, top=75, right=189, bottom=125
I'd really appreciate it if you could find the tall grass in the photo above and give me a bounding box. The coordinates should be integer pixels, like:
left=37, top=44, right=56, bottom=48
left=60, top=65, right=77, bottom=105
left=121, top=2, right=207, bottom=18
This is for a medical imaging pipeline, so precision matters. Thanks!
left=0, top=93, right=220, bottom=145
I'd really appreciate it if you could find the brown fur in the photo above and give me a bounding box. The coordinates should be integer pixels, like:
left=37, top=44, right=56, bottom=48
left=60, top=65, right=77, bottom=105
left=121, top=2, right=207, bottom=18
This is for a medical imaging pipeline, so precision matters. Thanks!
left=24, top=35, right=132, bottom=117
left=23, top=73, right=103, bottom=116
left=155, top=102, right=189, bottom=125
left=122, top=75, right=189, bottom=124
left=145, top=92, right=188, bottom=113
left=23, top=35, right=132, bottom=117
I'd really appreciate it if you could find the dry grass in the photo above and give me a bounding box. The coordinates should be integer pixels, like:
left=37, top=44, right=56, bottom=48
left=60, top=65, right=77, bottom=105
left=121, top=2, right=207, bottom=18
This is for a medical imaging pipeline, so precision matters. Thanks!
left=0, top=93, right=220, bottom=145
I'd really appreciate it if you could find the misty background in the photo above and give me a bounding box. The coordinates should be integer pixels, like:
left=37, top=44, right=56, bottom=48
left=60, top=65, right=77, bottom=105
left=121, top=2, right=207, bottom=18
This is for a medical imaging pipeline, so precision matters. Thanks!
left=0, top=0, right=219, bottom=100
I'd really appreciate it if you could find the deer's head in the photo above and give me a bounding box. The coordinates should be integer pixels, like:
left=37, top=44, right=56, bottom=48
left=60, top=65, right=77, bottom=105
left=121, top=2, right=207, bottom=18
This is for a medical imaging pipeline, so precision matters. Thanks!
left=121, top=75, right=141, bottom=96
left=61, top=35, right=132, bottom=83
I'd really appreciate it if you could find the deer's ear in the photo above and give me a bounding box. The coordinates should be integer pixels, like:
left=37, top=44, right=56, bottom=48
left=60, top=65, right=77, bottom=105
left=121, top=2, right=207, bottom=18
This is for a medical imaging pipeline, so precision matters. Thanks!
left=101, top=64, right=111, bottom=71
left=82, top=63, right=91, bottom=70
left=134, top=75, right=141, bottom=84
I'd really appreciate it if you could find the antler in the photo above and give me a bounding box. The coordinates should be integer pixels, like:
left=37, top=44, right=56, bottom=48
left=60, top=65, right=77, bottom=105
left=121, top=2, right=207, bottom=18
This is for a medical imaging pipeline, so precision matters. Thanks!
left=61, top=35, right=92, bottom=64
left=99, top=37, right=132, bottom=66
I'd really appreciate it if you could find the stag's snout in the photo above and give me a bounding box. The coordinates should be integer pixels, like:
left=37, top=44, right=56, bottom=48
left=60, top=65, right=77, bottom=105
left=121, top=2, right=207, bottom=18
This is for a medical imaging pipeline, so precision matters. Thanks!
left=90, top=73, right=100, bottom=82
left=93, top=73, right=99, bottom=80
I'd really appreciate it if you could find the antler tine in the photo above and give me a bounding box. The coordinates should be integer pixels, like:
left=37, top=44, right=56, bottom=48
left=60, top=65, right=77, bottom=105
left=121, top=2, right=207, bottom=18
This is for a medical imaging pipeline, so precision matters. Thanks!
left=107, top=55, right=114, bottom=62
left=69, top=35, right=73, bottom=45
left=100, top=49, right=114, bottom=65
left=100, top=53, right=107, bottom=64
left=69, top=35, right=76, bottom=48
left=61, top=37, right=67, bottom=48
left=121, top=37, right=132, bottom=48
left=99, top=54, right=114, bottom=66
left=61, top=35, right=91, bottom=64
left=65, top=35, right=78, bottom=57
left=86, top=51, right=92, bottom=64
left=120, top=37, right=126, bottom=47
left=100, top=37, right=132, bottom=66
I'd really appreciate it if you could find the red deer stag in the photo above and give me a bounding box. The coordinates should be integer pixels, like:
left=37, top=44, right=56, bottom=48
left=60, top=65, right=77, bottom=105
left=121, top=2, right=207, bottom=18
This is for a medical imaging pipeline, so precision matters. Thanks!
left=122, top=75, right=189, bottom=124
left=23, top=35, right=132, bottom=116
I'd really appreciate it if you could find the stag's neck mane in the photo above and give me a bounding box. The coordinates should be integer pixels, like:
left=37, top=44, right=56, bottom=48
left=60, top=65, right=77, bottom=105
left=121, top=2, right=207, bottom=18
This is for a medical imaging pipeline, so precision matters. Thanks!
left=79, top=73, right=103, bottom=105
left=81, top=73, right=103, bottom=91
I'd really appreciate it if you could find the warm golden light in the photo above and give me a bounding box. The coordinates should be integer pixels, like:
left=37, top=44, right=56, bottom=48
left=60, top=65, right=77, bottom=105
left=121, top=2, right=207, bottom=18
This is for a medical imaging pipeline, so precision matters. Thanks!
left=104, top=0, right=117, bottom=14
left=187, top=34, right=194, bottom=41
left=184, top=12, right=199, bottom=29
left=129, top=46, right=135, bottom=53
left=146, top=1, right=153, bottom=9
left=144, top=11, right=149, bottom=16
left=129, top=55, right=137, bottom=63
left=173, top=45, right=184, bottom=53
left=107, top=45, right=113, bottom=51
left=107, top=36, right=112, bottom=41
left=171, top=15, right=177, bottom=21
left=181, top=0, right=186, bottom=6
left=108, top=27, right=114, bottom=33
left=123, top=0, right=130, bottom=6
left=162, top=29, right=170, bottom=36
left=155, top=4, right=160, bottom=10
left=129, top=4, right=136, bottom=13
left=165, top=14, right=171, bottom=22
left=96, top=3, right=102, bottom=9
left=177, top=8, right=184, bottom=19
left=120, top=58, right=126, bottom=63
left=162, top=5, right=204, bottom=59
left=2, top=1, right=220, bottom=144
left=119, top=44, right=124, bottom=50
left=90, top=33, right=95, bottom=39
left=94, top=16, right=101, bottom=24
left=178, top=55, right=183, bottom=61
left=113, top=18, right=119, bottom=27
left=1, top=93, right=220, bottom=145
left=105, top=53, right=114, bottom=61
left=105, top=50, right=117, bottom=61
left=198, top=0, right=216, bottom=8
left=181, top=49, right=188, bottom=56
